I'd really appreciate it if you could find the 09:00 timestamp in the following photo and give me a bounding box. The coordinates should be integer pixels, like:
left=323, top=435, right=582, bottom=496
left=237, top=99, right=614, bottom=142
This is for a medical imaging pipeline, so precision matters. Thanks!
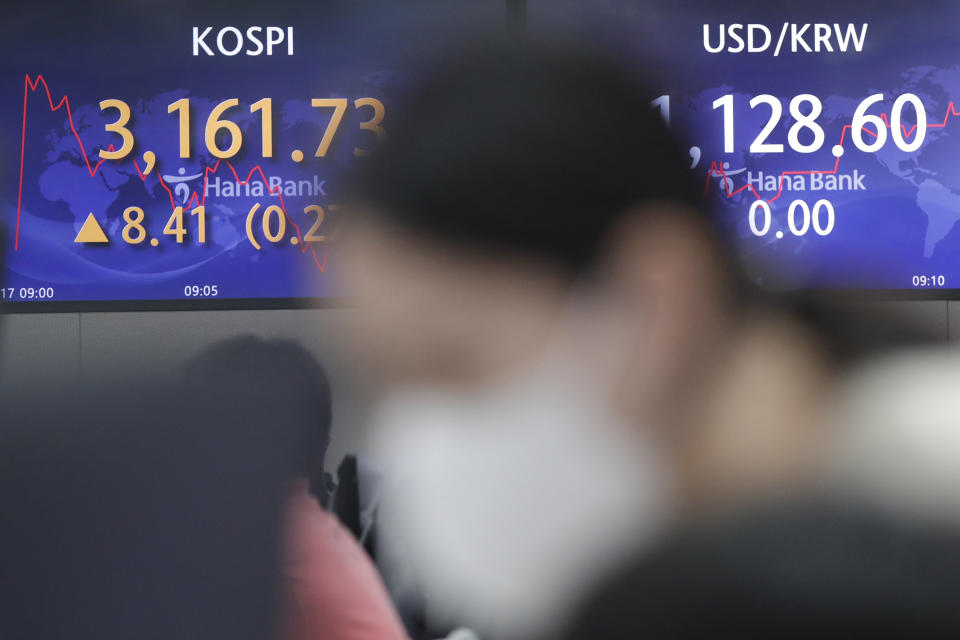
left=2, top=287, right=55, bottom=300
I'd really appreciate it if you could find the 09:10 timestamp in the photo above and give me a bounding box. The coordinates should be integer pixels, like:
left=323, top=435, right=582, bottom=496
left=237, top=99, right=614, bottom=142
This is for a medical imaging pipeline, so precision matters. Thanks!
left=912, top=275, right=946, bottom=288
left=2, top=287, right=55, bottom=300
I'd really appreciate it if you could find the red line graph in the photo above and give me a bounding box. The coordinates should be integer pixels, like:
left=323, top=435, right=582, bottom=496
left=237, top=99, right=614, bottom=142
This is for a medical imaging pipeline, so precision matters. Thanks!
left=703, top=101, right=960, bottom=204
left=16, top=74, right=326, bottom=271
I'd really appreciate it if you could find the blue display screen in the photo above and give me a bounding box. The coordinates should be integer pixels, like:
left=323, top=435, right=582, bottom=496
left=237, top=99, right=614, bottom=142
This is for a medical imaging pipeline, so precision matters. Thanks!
left=0, top=0, right=500, bottom=308
left=532, top=0, right=960, bottom=293
left=9, top=1, right=960, bottom=307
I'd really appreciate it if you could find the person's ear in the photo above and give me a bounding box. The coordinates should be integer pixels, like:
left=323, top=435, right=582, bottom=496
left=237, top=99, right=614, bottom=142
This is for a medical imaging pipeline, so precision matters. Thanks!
left=602, top=204, right=732, bottom=424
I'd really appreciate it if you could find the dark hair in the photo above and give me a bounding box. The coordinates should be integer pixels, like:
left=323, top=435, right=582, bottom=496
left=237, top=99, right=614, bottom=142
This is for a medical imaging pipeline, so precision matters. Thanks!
left=563, top=502, right=960, bottom=639
left=348, top=36, right=711, bottom=276
left=183, top=336, right=333, bottom=480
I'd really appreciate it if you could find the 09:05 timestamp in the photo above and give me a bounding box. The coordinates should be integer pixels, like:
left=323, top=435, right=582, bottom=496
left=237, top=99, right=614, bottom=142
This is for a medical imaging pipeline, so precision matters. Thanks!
left=912, top=275, right=946, bottom=288
left=184, top=284, right=219, bottom=298
left=2, top=287, right=55, bottom=300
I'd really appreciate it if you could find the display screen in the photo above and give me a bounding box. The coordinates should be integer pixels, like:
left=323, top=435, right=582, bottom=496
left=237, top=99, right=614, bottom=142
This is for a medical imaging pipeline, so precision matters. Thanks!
left=9, top=2, right=960, bottom=309
left=1, top=0, right=500, bottom=309
left=532, top=0, right=960, bottom=293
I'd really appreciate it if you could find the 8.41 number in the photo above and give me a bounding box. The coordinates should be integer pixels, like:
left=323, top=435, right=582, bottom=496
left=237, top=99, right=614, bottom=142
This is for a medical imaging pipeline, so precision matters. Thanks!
left=117, top=203, right=331, bottom=246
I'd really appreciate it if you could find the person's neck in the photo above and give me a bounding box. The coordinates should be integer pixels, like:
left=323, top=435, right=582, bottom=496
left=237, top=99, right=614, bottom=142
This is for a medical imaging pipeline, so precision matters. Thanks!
left=289, top=477, right=311, bottom=494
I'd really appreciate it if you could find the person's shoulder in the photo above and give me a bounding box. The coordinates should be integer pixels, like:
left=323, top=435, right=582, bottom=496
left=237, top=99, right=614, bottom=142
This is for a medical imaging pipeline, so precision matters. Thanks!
left=281, top=490, right=409, bottom=639
left=284, top=490, right=368, bottom=566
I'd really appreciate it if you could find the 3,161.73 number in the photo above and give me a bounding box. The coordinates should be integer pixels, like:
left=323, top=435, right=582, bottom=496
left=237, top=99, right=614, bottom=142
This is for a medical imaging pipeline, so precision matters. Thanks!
left=97, top=96, right=386, bottom=162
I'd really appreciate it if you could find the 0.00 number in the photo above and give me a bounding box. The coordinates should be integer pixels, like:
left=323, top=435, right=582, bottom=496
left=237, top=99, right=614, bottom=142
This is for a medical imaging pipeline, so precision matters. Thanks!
left=749, top=199, right=835, bottom=237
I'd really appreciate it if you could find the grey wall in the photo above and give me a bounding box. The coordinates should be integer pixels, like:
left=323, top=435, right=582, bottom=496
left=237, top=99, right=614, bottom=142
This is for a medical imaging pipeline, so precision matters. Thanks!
left=0, top=301, right=956, bottom=467
left=0, top=309, right=372, bottom=469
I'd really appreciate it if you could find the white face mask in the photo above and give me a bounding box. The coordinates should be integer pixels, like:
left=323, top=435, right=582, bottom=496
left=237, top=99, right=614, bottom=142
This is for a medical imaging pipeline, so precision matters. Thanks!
left=369, top=305, right=674, bottom=639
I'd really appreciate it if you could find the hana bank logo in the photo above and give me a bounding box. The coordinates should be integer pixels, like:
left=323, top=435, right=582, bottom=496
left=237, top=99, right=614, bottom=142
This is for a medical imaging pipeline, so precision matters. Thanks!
left=708, top=162, right=746, bottom=194
left=162, top=167, right=204, bottom=204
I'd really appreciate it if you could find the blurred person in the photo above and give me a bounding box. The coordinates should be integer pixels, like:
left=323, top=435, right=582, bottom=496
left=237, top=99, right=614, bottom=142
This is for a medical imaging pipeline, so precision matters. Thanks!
left=670, top=294, right=947, bottom=516
left=558, top=302, right=954, bottom=640
left=826, top=344, right=960, bottom=528
left=339, top=36, right=774, bottom=639
left=561, top=500, right=960, bottom=639
left=184, top=337, right=409, bottom=640
left=339, top=35, right=954, bottom=638
left=0, top=368, right=296, bottom=640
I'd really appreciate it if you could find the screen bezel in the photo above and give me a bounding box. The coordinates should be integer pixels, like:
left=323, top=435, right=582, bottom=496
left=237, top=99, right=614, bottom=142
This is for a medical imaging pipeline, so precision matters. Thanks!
left=2, top=289, right=955, bottom=314
left=0, top=297, right=351, bottom=314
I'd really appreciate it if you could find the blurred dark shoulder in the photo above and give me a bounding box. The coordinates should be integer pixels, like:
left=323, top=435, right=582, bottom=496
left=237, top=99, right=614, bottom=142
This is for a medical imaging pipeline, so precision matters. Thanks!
left=563, top=500, right=960, bottom=640
left=0, top=366, right=296, bottom=640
